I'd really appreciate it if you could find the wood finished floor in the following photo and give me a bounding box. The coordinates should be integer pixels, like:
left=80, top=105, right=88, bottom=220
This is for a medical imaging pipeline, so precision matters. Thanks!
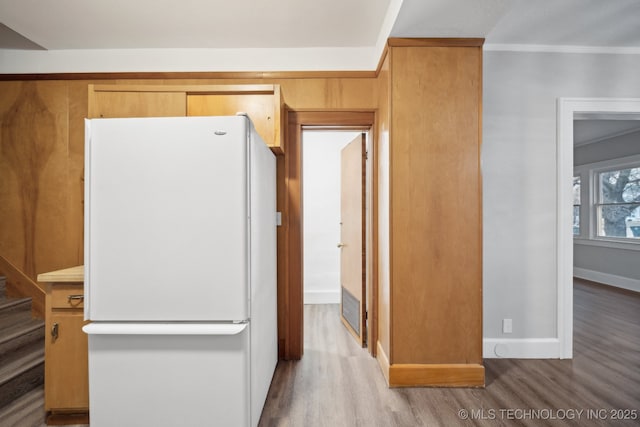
left=7, top=279, right=638, bottom=426
left=259, top=280, right=640, bottom=427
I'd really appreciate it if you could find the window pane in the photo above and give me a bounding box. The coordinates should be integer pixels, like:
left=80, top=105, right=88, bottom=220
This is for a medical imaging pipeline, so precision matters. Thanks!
left=597, top=203, right=640, bottom=238
left=599, top=167, right=640, bottom=203
left=597, top=166, right=640, bottom=239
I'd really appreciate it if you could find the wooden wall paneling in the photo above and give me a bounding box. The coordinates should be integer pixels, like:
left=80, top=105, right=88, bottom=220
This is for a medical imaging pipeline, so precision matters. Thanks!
left=280, top=79, right=324, bottom=110
left=271, top=78, right=377, bottom=111
left=286, top=116, right=303, bottom=359
left=0, top=81, right=76, bottom=282
left=375, top=51, right=392, bottom=360
left=0, top=82, right=25, bottom=267
left=67, top=81, right=89, bottom=266
left=389, top=46, right=482, bottom=365
left=33, top=81, right=80, bottom=276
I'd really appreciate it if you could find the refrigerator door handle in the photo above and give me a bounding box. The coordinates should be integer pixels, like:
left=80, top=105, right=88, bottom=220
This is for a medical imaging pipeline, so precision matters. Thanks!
left=83, top=322, right=248, bottom=336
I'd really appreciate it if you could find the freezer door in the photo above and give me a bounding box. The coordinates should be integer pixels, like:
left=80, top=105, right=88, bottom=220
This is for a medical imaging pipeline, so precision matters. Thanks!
left=85, top=116, right=250, bottom=321
left=85, top=323, right=250, bottom=427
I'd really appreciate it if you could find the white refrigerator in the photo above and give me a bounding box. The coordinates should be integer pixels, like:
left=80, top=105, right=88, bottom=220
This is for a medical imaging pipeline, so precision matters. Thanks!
left=82, top=115, right=277, bottom=427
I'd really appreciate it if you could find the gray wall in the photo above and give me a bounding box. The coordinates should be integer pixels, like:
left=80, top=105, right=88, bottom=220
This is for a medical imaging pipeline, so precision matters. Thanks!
left=574, top=244, right=640, bottom=281
left=574, top=130, right=640, bottom=283
left=483, top=51, right=640, bottom=341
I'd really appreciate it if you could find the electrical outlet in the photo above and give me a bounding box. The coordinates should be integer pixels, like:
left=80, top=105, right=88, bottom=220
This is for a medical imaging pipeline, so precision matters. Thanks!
left=503, top=318, right=513, bottom=334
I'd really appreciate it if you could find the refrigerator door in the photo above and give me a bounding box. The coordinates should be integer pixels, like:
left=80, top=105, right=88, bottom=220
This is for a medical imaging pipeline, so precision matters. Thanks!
left=85, top=116, right=250, bottom=321
left=84, top=323, right=250, bottom=427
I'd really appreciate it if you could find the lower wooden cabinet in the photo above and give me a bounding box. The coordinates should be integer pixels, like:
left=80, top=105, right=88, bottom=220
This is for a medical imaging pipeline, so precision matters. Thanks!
left=40, top=271, right=89, bottom=424
left=46, top=311, right=88, bottom=410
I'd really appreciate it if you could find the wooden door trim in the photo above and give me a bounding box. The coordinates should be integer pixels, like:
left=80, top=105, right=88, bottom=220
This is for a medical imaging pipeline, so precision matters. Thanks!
left=285, top=110, right=376, bottom=359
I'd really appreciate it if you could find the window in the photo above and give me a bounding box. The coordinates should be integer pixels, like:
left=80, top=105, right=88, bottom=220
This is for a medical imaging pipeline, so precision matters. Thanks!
left=574, top=154, right=640, bottom=248
left=596, top=166, right=640, bottom=239
left=573, top=176, right=581, bottom=235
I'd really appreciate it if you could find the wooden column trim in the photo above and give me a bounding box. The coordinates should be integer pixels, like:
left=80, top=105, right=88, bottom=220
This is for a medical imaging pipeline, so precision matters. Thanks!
left=0, top=70, right=377, bottom=82
left=284, top=117, right=304, bottom=359
left=387, top=38, right=485, bottom=47
left=376, top=341, right=391, bottom=384
left=389, top=363, right=485, bottom=388
left=377, top=341, right=484, bottom=388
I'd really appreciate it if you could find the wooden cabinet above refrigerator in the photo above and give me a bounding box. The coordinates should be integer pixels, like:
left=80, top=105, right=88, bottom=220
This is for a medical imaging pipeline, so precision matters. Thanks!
left=88, top=84, right=284, bottom=154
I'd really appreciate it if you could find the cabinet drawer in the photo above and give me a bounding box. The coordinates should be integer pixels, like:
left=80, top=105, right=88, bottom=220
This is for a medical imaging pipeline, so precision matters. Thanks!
left=51, top=285, right=85, bottom=309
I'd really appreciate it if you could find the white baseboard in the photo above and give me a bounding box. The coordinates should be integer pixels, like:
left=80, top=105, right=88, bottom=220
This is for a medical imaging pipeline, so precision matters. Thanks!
left=574, top=267, right=640, bottom=293
left=483, top=338, right=561, bottom=359
left=304, top=290, right=340, bottom=304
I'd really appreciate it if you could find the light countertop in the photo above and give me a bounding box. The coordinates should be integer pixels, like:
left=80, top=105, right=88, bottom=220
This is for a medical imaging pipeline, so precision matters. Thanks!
left=37, top=265, right=84, bottom=283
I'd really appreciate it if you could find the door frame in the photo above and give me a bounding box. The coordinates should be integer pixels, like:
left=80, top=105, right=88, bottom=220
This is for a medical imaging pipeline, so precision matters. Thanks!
left=556, top=97, right=640, bottom=359
left=283, top=110, right=377, bottom=359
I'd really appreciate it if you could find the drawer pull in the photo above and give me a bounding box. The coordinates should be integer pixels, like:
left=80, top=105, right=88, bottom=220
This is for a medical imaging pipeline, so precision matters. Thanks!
left=67, top=295, right=84, bottom=302
left=52, top=322, right=59, bottom=341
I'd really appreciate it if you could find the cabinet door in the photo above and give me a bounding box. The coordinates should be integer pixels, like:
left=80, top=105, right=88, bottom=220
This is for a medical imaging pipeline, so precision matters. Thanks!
left=187, top=94, right=278, bottom=150
left=45, top=313, right=89, bottom=410
left=88, top=90, right=187, bottom=118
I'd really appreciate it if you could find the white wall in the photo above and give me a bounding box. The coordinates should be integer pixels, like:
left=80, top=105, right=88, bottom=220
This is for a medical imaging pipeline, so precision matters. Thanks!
left=483, top=50, right=640, bottom=358
left=302, top=131, right=361, bottom=304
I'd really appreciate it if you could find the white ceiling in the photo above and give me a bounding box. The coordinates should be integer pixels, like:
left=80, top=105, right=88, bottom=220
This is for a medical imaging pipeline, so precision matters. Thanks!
left=486, top=0, right=640, bottom=47
left=390, top=0, right=511, bottom=39
left=574, top=120, right=640, bottom=147
left=0, top=0, right=392, bottom=49
left=3, top=0, right=640, bottom=51
left=1, top=0, right=640, bottom=72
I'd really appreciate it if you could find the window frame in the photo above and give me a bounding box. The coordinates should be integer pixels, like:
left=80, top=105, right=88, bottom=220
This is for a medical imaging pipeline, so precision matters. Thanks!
left=574, top=153, right=640, bottom=251
left=572, top=174, right=583, bottom=237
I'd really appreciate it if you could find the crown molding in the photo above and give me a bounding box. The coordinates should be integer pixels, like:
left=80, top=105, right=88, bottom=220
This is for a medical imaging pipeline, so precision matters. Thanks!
left=574, top=127, right=640, bottom=147
left=484, top=44, right=640, bottom=55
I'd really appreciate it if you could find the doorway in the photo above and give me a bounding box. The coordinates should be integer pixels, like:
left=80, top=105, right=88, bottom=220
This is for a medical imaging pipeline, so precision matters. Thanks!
left=283, top=111, right=376, bottom=359
left=557, top=98, right=640, bottom=358
left=302, top=130, right=369, bottom=347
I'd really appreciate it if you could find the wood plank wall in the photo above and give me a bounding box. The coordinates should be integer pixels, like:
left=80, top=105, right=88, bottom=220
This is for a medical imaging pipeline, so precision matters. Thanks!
left=0, top=81, right=85, bottom=280
left=0, top=77, right=378, bottom=286
left=375, top=51, right=391, bottom=358
left=372, top=41, right=484, bottom=386
left=389, top=46, right=483, bottom=366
